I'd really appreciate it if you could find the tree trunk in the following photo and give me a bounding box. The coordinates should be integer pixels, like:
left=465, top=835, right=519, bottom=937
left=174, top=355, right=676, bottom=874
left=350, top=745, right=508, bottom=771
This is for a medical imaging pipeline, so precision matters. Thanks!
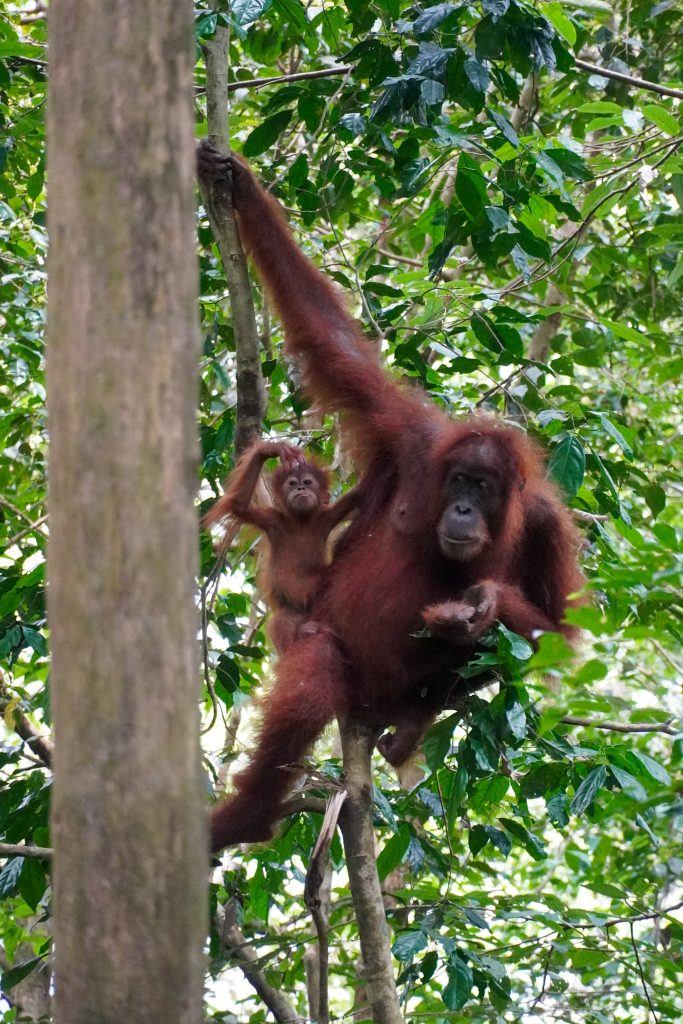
left=46, top=2, right=206, bottom=1023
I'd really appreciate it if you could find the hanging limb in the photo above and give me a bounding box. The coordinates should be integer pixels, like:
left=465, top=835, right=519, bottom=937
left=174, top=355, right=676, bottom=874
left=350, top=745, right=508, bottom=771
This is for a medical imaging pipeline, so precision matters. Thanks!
left=338, top=718, right=405, bottom=1024
left=200, top=26, right=266, bottom=457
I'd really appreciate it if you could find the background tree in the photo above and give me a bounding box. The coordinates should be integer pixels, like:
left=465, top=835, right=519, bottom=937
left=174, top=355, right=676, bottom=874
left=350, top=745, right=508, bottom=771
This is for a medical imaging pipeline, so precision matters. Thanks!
left=1, top=0, right=207, bottom=1021
left=1, top=0, right=682, bottom=1021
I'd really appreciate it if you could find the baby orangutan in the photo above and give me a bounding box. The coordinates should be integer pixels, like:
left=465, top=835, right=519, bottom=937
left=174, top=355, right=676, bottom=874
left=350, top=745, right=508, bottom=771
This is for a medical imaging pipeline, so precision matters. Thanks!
left=205, top=440, right=362, bottom=652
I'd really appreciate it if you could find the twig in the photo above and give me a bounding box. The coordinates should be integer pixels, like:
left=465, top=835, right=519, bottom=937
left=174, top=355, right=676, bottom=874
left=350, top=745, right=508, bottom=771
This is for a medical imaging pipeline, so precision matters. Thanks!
left=9, top=514, right=49, bottom=546
left=0, top=496, right=48, bottom=535
left=338, top=718, right=405, bottom=1024
left=576, top=58, right=683, bottom=100
left=561, top=715, right=678, bottom=736
left=304, top=791, right=346, bottom=1024
left=572, top=509, right=609, bottom=524
left=216, top=904, right=305, bottom=1023
left=629, top=921, right=659, bottom=1023
left=528, top=942, right=554, bottom=1015
left=0, top=842, right=52, bottom=860
left=201, top=65, right=354, bottom=94
left=200, top=27, right=266, bottom=456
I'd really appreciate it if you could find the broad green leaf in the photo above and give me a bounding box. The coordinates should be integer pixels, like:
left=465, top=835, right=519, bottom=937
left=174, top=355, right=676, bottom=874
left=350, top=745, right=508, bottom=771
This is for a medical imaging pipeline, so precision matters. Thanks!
left=377, top=826, right=411, bottom=880
left=549, top=435, right=585, bottom=497
left=455, top=153, right=488, bottom=217
left=609, top=765, right=648, bottom=802
left=232, top=0, right=272, bottom=26
left=570, top=766, right=607, bottom=815
left=393, top=929, right=427, bottom=961
left=542, top=3, right=577, bottom=45
left=243, top=110, right=294, bottom=157
left=642, top=103, right=680, bottom=135
left=630, top=751, right=671, bottom=786
left=443, top=951, right=473, bottom=1010
left=599, top=415, right=634, bottom=460
left=414, top=2, right=456, bottom=34
left=1, top=955, right=48, bottom=992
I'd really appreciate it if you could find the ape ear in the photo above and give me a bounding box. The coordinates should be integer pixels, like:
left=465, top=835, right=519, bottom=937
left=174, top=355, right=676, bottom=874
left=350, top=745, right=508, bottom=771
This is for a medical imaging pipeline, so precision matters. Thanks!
left=517, top=472, right=526, bottom=492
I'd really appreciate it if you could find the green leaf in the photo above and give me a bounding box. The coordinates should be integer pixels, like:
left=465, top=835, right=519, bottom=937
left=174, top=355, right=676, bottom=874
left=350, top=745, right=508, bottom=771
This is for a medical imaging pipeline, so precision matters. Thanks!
left=443, top=951, right=473, bottom=1010
left=576, top=101, right=623, bottom=114
left=470, top=774, right=508, bottom=812
left=630, top=751, right=671, bottom=786
left=488, top=109, right=519, bottom=147
left=18, top=857, right=47, bottom=911
left=421, top=78, right=445, bottom=105
left=542, top=2, right=576, bottom=45
left=0, top=857, right=23, bottom=898
left=520, top=762, right=567, bottom=799
left=499, top=817, right=548, bottom=860
left=243, top=110, right=294, bottom=157
left=377, top=825, right=411, bottom=880
left=455, top=153, right=488, bottom=218
left=548, top=435, right=585, bottom=497
left=570, top=765, right=607, bottom=816
left=644, top=483, right=666, bottom=518
left=414, top=3, right=456, bottom=34
left=469, top=825, right=511, bottom=857
left=464, top=906, right=489, bottom=930
left=642, top=103, right=680, bottom=135
left=232, top=0, right=272, bottom=27
left=599, top=415, right=634, bottom=460
left=464, top=59, right=490, bottom=93
left=547, top=792, right=569, bottom=827
left=423, top=714, right=458, bottom=771
left=609, top=765, right=648, bottom=802
left=339, top=113, right=366, bottom=136
left=393, top=929, right=427, bottom=962
left=1, top=955, right=48, bottom=992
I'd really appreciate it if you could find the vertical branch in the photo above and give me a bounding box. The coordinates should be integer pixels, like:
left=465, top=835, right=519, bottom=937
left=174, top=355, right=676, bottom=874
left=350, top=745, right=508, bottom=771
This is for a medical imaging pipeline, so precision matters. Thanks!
left=200, top=26, right=266, bottom=456
left=338, top=718, right=405, bottom=1024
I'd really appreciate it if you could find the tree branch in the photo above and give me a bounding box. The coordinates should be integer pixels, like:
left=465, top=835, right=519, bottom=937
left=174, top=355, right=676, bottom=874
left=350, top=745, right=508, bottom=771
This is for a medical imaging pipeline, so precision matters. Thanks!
left=216, top=906, right=305, bottom=1023
left=561, top=715, right=678, bottom=736
left=304, top=791, right=346, bottom=1024
left=200, top=27, right=266, bottom=456
left=226, top=64, right=353, bottom=93
left=575, top=58, right=683, bottom=100
left=0, top=842, right=52, bottom=860
left=338, top=718, right=405, bottom=1024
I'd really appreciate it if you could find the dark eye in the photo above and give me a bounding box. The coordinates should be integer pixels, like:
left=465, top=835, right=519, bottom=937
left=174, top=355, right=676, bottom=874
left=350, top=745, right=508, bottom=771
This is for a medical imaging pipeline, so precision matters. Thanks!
left=452, top=473, right=465, bottom=485
left=303, top=477, right=314, bottom=487
left=476, top=479, right=487, bottom=490
left=288, top=478, right=298, bottom=487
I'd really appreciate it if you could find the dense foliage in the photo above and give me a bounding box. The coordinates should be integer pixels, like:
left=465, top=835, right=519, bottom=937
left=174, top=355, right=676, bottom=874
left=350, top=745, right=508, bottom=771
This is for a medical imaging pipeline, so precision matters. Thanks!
left=1, top=0, right=682, bottom=1020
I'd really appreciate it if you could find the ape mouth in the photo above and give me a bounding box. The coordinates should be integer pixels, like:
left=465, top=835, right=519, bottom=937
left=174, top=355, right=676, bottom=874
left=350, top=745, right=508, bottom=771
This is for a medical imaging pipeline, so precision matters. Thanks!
left=439, top=535, right=484, bottom=560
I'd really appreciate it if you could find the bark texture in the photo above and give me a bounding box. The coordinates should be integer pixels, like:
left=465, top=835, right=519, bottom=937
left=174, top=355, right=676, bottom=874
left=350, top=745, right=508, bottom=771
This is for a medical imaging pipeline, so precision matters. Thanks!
left=339, top=719, right=405, bottom=1024
left=47, top=2, right=206, bottom=1022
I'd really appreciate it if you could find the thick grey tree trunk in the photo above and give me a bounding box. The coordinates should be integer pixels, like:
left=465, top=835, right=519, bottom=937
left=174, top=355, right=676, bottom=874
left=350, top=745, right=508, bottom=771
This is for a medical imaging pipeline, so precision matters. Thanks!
left=46, top=2, right=206, bottom=1022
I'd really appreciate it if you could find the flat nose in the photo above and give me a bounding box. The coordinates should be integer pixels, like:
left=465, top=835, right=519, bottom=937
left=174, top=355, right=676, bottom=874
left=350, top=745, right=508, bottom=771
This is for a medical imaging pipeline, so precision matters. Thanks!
left=456, top=502, right=471, bottom=515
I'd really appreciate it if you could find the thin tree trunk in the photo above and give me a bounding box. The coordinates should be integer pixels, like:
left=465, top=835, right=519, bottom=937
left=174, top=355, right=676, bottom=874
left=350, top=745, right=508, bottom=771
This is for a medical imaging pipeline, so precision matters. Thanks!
left=47, top=2, right=206, bottom=1022
left=201, top=26, right=266, bottom=457
left=339, top=719, right=405, bottom=1024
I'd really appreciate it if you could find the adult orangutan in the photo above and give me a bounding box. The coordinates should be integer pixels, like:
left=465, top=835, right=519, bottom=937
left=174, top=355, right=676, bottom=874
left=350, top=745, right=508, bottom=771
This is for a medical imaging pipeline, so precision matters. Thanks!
left=204, top=439, right=362, bottom=652
left=197, top=142, right=584, bottom=850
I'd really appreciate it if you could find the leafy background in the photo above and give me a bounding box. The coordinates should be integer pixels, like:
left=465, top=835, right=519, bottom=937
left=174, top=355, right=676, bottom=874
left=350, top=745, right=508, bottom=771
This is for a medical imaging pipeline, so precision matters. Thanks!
left=1, top=0, right=682, bottom=1020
